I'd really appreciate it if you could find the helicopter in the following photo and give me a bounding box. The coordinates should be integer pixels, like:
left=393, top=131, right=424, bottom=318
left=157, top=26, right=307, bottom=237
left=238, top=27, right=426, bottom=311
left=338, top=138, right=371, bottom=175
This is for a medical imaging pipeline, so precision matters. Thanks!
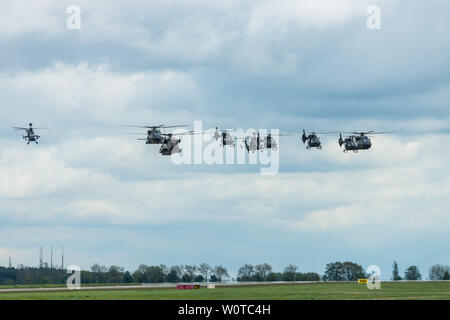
left=338, top=131, right=393, bottom=152
left=13, top=123, right=48, bottom=144
left=241, top=132, right=287, bottom=153
left=122, top=124, right=189, bottom=144
left=214, top=127, right=235, bottom=147
left=158, top=131, right=196, bottom=156
left=301, top=129, right=338, bottom=150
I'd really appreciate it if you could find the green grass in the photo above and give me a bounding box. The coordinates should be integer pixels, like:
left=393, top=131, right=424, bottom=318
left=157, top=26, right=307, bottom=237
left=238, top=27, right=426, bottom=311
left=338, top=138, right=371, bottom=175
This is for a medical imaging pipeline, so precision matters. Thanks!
left=0, top=282, right=449, bottom=300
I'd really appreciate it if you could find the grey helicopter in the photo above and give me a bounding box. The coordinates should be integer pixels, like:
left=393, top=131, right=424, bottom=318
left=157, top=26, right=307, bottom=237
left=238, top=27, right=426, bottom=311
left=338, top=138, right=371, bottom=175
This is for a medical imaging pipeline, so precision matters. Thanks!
left=159, top=131, right=196, bottom=156
left=241, top=132, right=287, bottom=153
left=301, top=130, right=337, bottom=150
left=338, top=131, right=393, bottom=152
left=122, top=124, right=189, bottom=144
left=214, top=127, right=236, bottom=147
left=13, top=123, right=48, bottom=144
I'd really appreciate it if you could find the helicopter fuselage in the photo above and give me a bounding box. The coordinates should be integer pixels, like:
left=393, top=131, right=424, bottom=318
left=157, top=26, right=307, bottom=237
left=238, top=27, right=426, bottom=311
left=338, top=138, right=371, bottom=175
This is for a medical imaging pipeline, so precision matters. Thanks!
left=355, top=135, right=372, bottom=150
left=159, top=138, right=181, bottom=155
left=146, top=129, right=163, bottom=144
left=23, top=129, right=40, bottom=144
left=340, top=136, right=371, bottom=152
left=307, top=135, right=321, bottom=149
left=302, top=131, right=322, bottom=149
left=221, top=132, right=235, bottom=147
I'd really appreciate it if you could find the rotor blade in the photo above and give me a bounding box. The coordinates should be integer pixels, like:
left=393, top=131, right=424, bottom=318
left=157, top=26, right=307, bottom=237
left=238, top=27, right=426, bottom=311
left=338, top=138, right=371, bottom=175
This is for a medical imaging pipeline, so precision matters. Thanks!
left=13, top=127, right=28, bottom=130
left=162, top=131, right=200, bottom=136
left=126, top=133, right=147, bottom=135
left=270, top=133, right=290, bottom=136
left=159, top=125, right=189, bottom=129
left=368, top=131, right=396, bottom=135
left=315, top=131, right=339, bottom=135
left=121, top=125, right=152, bottom=128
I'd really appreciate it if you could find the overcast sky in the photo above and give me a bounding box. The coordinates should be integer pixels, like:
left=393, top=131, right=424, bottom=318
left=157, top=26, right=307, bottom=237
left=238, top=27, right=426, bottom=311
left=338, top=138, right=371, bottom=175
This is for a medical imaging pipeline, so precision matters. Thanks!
left=1, top=0, right=449, bottom=279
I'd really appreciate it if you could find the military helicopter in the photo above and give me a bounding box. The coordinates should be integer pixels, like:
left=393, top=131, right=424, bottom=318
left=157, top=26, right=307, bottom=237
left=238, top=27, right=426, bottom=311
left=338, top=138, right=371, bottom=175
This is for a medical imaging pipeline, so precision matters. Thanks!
left=13, top=123, right=48, bottom=144
left=338, top=131, right=393, bottom=152
left=301, top=130, right=337, bottom=150
left=241, top=132, right=287, bottom=153
left=214, top=127, right=236, bottom=147
left=122, top=124, right=189, bottom=144
left=159, top=131, right=196, bottom=156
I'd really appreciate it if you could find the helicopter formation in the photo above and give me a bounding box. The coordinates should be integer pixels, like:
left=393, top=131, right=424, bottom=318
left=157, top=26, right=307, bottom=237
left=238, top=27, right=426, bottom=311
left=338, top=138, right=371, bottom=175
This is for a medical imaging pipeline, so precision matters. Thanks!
left=12, top=123, right=393, bottom=155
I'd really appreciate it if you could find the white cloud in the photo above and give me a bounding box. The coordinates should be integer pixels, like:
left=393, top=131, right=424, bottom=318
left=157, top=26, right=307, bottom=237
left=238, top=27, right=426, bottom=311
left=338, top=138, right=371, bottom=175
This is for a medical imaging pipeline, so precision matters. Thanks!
left=0, top=0, right=61, bottom=37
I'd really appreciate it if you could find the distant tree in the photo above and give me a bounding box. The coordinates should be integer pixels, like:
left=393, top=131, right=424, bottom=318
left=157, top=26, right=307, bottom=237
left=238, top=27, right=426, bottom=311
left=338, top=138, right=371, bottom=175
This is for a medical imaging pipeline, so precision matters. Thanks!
left=198, top=263, right=211, bottom=282
left=266, top=272, right=279, bottom=282
left=212, top=265, right=229, bottom=282
left=184, top=265, right=197, bottom=282
left=171, top=265, right=185, bottom=281
left=181, top=274, right=191, bottom=282
left=428, top=264, right=450, bottom=280
left=341, top=262, right=366, bottom=281
left=392, top=261, right=401, bottom=280
left=282, top=265, right=298, bottom=281
left=323, top=261, right=365, bottom=281
left=160, top=264, right=169, bottom=279
left=194, top=275, right=204, bottom=282
left=209, top=274, right=219, bottom=282
left=107, top=265, right=124, bottom=283
left=91, top=263, right=108, bottom=283
left=444, top=271, right=450, bottom=280
left=123, top=271, right=133, bottom=283
left=297, top=272, right=321, bottom=281
left=404, top=266, right=422, bottom=280
left=166, top=268, right=179, bottom=283
left=237, top=264, right=255, bottom=281
left=132, top=264, right=149, bottom=283
left=91, top=263, right=107, bottom=273
left=147, top=265, right=165, bottom=283
left=255, top=263, right=272, bottom=281
left=323, top=262, right=344, bottom=281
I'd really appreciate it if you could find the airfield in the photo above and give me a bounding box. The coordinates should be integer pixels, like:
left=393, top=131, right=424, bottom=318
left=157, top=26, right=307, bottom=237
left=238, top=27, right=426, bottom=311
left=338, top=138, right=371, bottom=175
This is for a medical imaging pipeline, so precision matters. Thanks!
left=0, top=281, right=449, bottom=300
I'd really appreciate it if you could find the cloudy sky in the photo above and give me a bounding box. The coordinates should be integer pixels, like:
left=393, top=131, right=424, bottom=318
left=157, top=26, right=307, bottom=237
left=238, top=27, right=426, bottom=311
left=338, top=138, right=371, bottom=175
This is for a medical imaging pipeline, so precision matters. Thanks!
left=1, top=0, right=449, bottom=279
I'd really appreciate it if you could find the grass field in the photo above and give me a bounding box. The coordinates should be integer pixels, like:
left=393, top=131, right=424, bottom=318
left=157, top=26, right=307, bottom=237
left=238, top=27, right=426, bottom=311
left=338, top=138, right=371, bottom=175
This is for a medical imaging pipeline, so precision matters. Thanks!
left=0, top=282, right=449, bottom=300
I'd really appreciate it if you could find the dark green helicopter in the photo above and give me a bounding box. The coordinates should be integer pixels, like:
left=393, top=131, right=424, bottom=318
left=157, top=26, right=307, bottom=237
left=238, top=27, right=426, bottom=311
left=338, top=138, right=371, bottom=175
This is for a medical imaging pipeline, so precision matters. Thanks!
left=122, top=124, right=189, bottom=144
left=339, top=131, right=393, bottom=152
left=301, top=129, right=337, bottom=150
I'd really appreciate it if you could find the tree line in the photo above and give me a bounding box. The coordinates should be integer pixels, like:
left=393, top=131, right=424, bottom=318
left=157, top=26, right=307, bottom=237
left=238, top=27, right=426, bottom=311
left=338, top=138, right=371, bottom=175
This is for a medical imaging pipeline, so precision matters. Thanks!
left=0, top=261, right=448, bottom=285
left=392, top=261, right=450, bottom=281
